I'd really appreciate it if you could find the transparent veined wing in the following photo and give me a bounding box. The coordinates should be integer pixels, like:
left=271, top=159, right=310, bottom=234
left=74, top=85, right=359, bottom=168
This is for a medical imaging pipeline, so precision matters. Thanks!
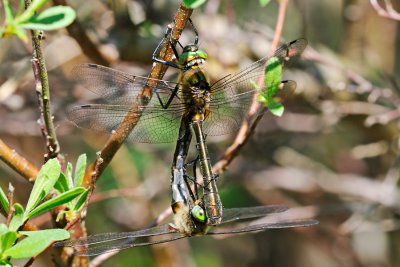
left=67, top=64, right=187, bottom=143
left=221, top=205, right=289, bottom=224
left=208, top=219, right=318, bottom=235
left=54, top=224, right=184, bottom=256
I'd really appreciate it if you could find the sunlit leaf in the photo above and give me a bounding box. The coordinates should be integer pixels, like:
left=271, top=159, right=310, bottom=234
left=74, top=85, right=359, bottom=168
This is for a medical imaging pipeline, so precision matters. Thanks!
left=8, top=204, right=24, bottom=232
left=183, top=0, right=207, bottom=9
left=27, top=187, right=85, bottom=219
left=25, top=159, right=61, bottom=214
left=74, top=154, right=86, bottom=187
left=0, top=186, right=9, bottom=214
left=4, top=229, right=69, bottom=259
left=268, top=101, right=284, bottom=117
left=54, top=172, right=70, bottom=193
left=72, top=188, right=89, bottom=211
left=15, top=0, right=49, bottom=23
left=259, top=0, right=271, bottom=7
left=0, top=226, right=17, bottom=254
left=19, top=6, right=76, bottom=31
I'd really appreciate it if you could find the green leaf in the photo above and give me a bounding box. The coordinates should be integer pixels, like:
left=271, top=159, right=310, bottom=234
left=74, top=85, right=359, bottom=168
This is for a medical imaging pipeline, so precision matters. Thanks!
left=25, top=159, right=61, bottom=214
left=74, top=154, right=86, bottom=187
left=0, top=186, right=9, bottom=214
left=4, top=0, right=15, bottom=24
left=0, top=224, right=8, bottom=235
left=72, top=188, right=89, bottom=211
left=268, top=101, right=285, bottom=117
left=259, top=0, right=271, bottom=7
left=264, top=56, right=282, bottom=100
left=0, top=259, right=13, bottom=267
left=15, top=0, right=49, bottom=23
left=19, top=6, right=76, bottom=31
left=27, top=187, right=85, bottom=219
left=66, top=162, right=74, bottom=189
left=54, top=173, right=70, bottom=193
left=8, top=204, right=24, bottom=232
left=183, top=0, right=207, bottom=9
left=0, top=229, right=17, bottom=254
left=4, top=229, right=69, bottom=259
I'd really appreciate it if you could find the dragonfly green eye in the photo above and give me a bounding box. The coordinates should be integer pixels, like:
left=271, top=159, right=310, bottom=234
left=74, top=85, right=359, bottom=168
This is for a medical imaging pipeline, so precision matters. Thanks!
left=191, top=205, right=206, bottom=223
left=179, top=50, right=208, bottom=65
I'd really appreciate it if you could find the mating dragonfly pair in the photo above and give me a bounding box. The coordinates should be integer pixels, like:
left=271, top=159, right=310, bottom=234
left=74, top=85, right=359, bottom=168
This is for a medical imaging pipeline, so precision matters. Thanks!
left=57, top=19, right=317, bottom=255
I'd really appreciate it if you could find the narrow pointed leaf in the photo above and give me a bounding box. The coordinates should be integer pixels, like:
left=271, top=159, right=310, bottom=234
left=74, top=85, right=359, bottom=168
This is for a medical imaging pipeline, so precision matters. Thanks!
left=25, top=159, right=61, bottom=214
left=74, top=154, right=87, bottom=187
left=72, top=188, right=89, bottom=211
left=54, top=172, right=70, bottom=193
left=264, top=56, right=282, bottom=100
left=183, top=0, right=207, bottom=9
left=0, top=186, right=9, bottom=214
left=4, top=229, right=69, bottom=259
left=268, top=101, right=285, bottom=117
left=9, top=203, right=24, bottom=231
left=15, top=0, right=49, bottom=23
left=0, top=229, right=17, bottom=253
left=27, top=187, right=85, bottom=219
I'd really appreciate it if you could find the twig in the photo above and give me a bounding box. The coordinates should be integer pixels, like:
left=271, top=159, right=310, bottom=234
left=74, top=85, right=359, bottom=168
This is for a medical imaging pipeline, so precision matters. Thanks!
left=26, top=4, right=60, bottom=160
left=213, top=0, right=289, bottom=173
left=0, top=139, right=39, bottom=181
left=370, top=0, right=400, bottom=20
left=6, top=183, right=15, bottom=226
left=52, top=0, right=111, bottom=66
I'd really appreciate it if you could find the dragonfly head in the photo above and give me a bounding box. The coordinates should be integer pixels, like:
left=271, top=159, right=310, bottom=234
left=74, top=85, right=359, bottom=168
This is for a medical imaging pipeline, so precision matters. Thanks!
left=179, top=44, right=208, bottom=69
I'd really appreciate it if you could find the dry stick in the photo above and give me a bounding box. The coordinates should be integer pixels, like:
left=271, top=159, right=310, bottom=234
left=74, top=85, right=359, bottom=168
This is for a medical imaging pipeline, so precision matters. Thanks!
left=213, top=0, right=289, bottom=173
left=0, top=139, right=39, bottom=181
left=52, top=0, right=111, bottom=66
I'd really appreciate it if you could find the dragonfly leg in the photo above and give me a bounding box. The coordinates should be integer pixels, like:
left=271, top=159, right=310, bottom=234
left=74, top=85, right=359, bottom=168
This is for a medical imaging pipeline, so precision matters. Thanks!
left=155, top=84, right=179, bottom=109
left=152, top=26, right=180, bottom=69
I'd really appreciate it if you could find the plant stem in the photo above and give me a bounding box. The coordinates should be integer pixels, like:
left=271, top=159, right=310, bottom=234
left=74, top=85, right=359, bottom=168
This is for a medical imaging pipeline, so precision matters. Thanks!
left=0, top=139, right=39, bottom=181
left=24, top=0, right=60, bottom=160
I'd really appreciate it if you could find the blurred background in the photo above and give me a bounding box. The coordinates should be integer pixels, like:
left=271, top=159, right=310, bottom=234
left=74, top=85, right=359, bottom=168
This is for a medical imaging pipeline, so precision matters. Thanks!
left=1, top=0, right=400, bottom=266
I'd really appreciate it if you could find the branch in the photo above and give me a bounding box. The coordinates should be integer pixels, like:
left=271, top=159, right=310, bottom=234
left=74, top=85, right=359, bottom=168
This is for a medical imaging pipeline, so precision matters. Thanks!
left=0, top=139, right=38, bottom=181
left=25, top=0, right=60, bottom=160
left=213, top=0, right=289, bottom=173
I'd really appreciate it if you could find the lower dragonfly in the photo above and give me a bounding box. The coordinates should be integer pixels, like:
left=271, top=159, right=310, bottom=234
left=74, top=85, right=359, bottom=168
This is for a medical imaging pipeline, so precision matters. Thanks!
left=66, top=18, right=307, bottom=227
left=56, top=147, right=317, bottom=256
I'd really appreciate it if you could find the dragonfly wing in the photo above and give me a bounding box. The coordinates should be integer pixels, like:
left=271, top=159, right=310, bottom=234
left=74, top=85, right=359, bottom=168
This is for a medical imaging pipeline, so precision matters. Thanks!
left=71, top=64, right=179, bottom=105
left=221, top=205, right=289, bottom=224
left=66, top=93, right=185, bottom=143
left=204, top=39, right=307, bottom=136
left=54, top=224, right=185, bottom=256
left=208, top=219, right=318, bottom=235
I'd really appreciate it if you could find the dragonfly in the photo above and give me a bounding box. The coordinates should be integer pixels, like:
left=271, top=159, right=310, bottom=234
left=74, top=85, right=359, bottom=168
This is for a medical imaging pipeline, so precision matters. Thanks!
left=66, top=18, right=307, bottom=227
left=55, top=203, right=317, bottom=256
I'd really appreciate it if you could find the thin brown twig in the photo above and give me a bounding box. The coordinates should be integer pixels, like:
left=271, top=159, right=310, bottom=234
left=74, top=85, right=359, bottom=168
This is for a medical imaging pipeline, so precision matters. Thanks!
left=213, top=0, right=290, bottom=173
left=0, top=139, right=39, bottom=181
left=27, top=10, right=60, bottom=160
left=6, top=183, right=14, bottom=226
